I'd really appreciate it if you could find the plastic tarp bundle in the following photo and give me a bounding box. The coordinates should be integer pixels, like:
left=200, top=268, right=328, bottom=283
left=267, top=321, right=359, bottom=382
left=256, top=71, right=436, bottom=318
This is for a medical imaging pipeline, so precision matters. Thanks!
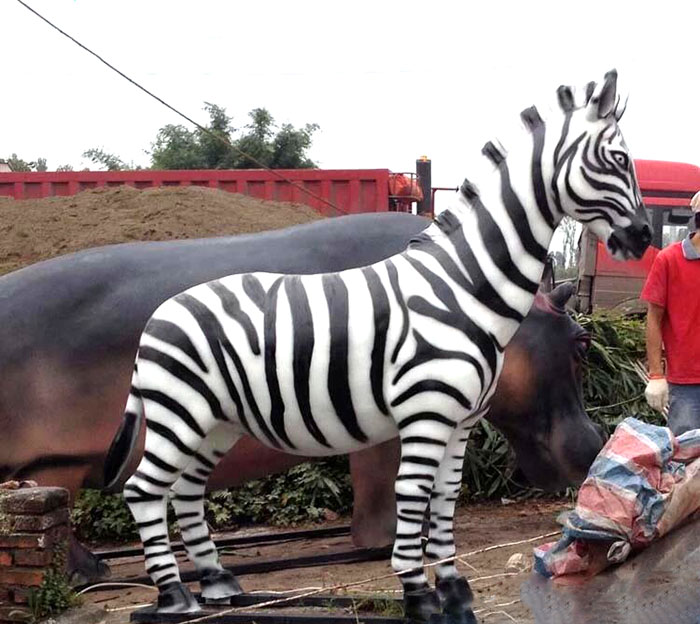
left=534, top=417, right=700, bottom=582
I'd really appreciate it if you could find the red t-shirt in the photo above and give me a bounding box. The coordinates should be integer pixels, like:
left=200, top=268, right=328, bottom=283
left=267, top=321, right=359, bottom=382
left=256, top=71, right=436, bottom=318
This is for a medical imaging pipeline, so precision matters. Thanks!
left=640, top=237, right=700, bottom=384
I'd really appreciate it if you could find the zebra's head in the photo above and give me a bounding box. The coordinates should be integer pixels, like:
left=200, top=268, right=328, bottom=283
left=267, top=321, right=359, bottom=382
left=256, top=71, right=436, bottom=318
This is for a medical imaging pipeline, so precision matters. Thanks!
left=551, top=69, right=651, bottom=260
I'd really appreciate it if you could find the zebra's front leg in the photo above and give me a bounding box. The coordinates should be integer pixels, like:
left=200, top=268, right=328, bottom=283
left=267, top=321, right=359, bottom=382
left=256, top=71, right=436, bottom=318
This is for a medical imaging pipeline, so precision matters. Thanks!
left=425, top=421, right=477, bottom=624
left=394, top=421, right=452, bottom=623
left=170, top=423, right=243, bottom=604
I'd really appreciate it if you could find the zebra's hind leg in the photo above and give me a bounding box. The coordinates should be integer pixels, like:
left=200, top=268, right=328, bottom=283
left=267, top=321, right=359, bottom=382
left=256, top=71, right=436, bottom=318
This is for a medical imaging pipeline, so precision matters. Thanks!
left=393, top=418, right=453, bottom=623
left=170, top=422, right=243, bottom=604
left=124, top=395, right=223, bottom=613
left=125, top=461, right=201, bottom=612
left=425, top=421, right=476, bottom=624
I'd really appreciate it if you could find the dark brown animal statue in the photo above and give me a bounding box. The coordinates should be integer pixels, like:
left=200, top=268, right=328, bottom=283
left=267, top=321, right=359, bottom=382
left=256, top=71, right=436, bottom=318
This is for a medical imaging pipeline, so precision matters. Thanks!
left=0, top=212, right=603, bottom=580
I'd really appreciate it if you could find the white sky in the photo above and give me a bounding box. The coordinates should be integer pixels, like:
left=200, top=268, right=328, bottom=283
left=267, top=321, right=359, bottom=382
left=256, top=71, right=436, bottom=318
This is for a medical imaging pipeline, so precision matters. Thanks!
left=2, top=0, right=698, bottom=215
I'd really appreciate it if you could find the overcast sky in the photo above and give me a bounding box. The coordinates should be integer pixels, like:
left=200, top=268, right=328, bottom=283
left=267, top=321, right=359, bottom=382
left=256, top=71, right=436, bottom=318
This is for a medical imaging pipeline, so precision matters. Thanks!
left=3, top=0, right=698, bottom=205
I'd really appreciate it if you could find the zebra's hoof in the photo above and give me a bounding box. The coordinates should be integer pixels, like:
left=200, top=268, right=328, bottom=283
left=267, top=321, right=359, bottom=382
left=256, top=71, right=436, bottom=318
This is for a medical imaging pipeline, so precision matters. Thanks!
left=403, top=587, right=440, bottom=622
left=436, top=576, right=474, bottom=613
left=150, top=582, right=201, bottom=613
left=201, top=569, right=243, bottom=603
left=427, top=611, right=478, bottom=624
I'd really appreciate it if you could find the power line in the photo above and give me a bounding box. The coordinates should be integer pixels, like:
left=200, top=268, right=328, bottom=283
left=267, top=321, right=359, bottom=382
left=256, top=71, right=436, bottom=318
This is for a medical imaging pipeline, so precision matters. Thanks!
left=15, top=0, right=344, bottom=215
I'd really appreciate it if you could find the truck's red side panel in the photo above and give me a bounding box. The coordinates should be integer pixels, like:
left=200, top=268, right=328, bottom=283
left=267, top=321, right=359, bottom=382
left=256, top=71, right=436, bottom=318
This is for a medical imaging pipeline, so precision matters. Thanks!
left=0, top=169, right=391, bottom=217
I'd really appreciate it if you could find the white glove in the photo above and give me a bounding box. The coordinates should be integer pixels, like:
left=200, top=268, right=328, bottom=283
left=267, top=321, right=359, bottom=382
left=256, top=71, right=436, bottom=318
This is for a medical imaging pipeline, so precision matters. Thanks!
left=644, top=377, right=669, bottom=413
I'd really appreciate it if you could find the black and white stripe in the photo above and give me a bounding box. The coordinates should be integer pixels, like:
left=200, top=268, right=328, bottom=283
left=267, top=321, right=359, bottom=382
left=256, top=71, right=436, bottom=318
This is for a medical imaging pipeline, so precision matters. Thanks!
left=123, top=70, right=646, bottom=617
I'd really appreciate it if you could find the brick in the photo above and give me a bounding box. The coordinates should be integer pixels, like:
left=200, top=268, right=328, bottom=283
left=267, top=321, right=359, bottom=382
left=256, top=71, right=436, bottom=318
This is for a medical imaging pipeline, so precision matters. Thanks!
left=12, top=550, right=52, bottom=567
left=0, top=586, right=11, bottom=602
left=0, top=568, right=45, bottom=587
left=0, top=535, right=42, bottom=550
left=10, top=587, right=31, bottom=605
left=10, top=508, right=69, bottom=533
left=0, top=552, right=11, bottom=567
left=0, top=488, right=69, bottom=515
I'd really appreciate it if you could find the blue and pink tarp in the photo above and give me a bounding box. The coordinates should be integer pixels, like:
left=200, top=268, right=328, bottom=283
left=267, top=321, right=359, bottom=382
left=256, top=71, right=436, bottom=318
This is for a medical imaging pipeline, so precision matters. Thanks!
left=535, top=417, right=700, bottom=581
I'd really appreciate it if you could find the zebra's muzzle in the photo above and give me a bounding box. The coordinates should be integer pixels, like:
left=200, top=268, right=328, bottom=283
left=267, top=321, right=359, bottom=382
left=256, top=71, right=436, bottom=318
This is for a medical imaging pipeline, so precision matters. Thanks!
left=607, top=221, right=652, bottom=260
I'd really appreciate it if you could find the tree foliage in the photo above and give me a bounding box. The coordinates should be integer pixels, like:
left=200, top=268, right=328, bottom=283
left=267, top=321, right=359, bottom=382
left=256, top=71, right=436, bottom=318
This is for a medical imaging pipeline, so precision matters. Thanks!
left=82, top=148, right=135, bottom=171
left=4, top=153, right=48, bottom=172
left=150, top=104, right=318, bottom=170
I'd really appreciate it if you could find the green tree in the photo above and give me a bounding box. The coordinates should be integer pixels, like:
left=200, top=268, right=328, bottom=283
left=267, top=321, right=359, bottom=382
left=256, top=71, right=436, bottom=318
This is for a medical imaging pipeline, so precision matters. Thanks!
left=5, top=153, right=48, bottom=172
left=197, top=102, right=238, bottom=169
left=150, top=125, right=204, bottom=170
left=232, top=108, right=275, bottom=169
left=82, top=148, right=132, bottom=171
left=150, top=104, right=318, bottom=170
left=270, top=122, right=319, bottom=169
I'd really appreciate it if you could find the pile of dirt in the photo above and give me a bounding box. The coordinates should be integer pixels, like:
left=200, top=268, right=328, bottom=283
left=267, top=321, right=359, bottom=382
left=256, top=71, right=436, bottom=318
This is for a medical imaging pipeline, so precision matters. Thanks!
left=0, top=185, right=322, bottom=275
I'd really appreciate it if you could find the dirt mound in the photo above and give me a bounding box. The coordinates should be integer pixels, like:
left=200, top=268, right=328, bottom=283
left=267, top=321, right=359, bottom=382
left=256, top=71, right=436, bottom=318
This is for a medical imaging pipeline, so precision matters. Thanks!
left=0, top=185, right=322, bottom=275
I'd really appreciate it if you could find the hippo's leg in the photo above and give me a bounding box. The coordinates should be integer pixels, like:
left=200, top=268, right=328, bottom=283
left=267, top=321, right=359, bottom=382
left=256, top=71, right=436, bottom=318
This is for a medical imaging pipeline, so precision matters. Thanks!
left=170, top=424, right=242, bottom=604
left=349, top=438, right=400, bottom=547
left=67, top=535, right=111, bottom=585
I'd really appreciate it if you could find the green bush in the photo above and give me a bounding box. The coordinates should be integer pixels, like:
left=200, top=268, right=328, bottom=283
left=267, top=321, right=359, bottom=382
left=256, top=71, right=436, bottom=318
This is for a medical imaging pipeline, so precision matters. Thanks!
left=73, top=312, right=655, bottom=540
left=73, top=458, right=352, bottom=542
left=576, top=312, right=661, bottom=433
left=72, top=489, right=139, bottom=542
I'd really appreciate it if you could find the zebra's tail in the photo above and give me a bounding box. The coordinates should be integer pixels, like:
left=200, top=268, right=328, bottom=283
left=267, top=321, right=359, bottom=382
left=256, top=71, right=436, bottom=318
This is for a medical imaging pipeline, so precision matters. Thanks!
left=103, top=364, right=145, bottom=492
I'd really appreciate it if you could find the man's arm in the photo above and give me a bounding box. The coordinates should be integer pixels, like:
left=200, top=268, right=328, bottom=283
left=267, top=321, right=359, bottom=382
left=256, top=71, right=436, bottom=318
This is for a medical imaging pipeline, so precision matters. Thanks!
left=644, top=302, right=668, bottom=414
left=646, top=302, right=665, bottom=377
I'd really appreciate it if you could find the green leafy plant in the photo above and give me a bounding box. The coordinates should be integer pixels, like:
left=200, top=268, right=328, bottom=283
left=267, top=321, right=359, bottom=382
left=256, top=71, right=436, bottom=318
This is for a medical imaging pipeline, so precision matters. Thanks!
left=26, top=546, right=81, bottom=623
left=73, top=458, right=352, bottom=542
left=72, top=489, right=138, bottom=542
left=204, top=458, right=352, bottom=527
left=576, top=311, right=661, bottom=433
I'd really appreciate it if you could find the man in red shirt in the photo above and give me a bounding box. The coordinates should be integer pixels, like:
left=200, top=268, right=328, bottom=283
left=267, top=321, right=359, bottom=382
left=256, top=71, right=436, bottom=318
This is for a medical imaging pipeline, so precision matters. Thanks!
left=641, top=190, right=700, bottom=434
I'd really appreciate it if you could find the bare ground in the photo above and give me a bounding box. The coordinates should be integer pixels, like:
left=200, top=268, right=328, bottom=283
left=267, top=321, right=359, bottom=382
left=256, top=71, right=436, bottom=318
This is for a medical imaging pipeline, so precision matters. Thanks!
left=80, top=500, right=570, bottom=624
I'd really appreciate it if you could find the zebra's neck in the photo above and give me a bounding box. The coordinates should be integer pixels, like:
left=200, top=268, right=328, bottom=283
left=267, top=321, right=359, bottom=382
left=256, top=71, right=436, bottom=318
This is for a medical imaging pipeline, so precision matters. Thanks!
left=406, top=107, right=561, bottom=348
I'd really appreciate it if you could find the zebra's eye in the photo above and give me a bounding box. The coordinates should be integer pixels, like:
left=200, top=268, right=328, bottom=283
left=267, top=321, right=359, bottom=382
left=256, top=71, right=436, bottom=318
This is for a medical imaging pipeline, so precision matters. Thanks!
left=611, top=151, right=629, bottom=170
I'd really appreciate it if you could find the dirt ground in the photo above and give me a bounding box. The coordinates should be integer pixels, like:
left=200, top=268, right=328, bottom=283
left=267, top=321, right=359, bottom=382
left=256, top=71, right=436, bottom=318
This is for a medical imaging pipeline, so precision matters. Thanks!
left=0, top=185, right=320, bottom=275
left=79, top=500, right=569, bottom=624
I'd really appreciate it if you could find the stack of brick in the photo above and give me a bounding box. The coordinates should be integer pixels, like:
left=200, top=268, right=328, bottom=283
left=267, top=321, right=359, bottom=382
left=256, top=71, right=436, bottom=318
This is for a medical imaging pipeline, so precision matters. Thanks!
left=0, top=487, right=70, bottom=623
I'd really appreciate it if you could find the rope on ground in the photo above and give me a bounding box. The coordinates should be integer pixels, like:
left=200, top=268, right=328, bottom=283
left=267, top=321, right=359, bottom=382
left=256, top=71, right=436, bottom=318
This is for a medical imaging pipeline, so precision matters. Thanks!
left=15, top=0, right=345, bottom=216
left=176, top=530, right=559, bottom=624
left=76, top=582, right=157, bottom=596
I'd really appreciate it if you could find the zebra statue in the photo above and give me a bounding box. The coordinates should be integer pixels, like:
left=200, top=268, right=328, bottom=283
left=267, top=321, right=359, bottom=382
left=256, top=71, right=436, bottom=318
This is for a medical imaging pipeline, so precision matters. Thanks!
left=122, top=70, right=650, bottom=623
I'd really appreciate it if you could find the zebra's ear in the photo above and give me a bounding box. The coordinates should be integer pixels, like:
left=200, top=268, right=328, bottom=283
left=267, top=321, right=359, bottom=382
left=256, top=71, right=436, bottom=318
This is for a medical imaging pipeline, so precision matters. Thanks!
left=556, top=86, right=575, bottom=113
left=589, top=69, right=618, bottom=119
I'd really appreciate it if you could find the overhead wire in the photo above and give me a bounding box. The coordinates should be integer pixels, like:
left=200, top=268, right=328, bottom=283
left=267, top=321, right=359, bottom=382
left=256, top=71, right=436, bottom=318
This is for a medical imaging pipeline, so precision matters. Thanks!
left=15, top=0, right=344, bottom=214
